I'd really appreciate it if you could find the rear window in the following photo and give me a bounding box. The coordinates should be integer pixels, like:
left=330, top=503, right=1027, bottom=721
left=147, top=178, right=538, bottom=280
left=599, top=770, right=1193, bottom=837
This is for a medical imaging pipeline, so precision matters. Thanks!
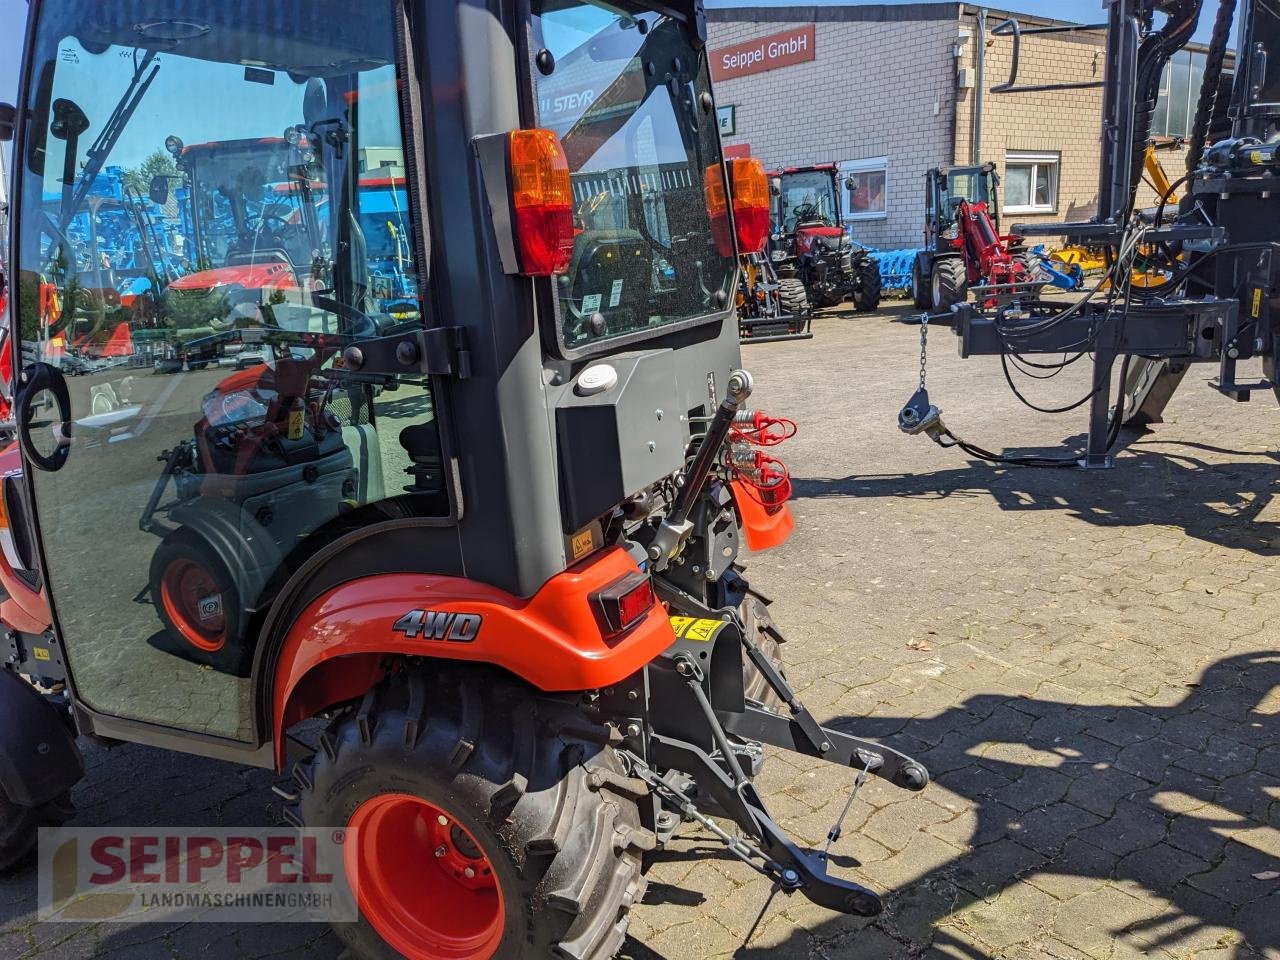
left=530, top=2, right=735, bottom=354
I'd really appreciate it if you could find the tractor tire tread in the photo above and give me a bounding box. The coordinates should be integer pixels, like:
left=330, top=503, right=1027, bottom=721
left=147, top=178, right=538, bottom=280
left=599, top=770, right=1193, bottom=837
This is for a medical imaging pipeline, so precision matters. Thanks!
left=290, top=666, right=645, bottom=960
left=0, top=791, right=74, bottom=874
left=777, top=277, right=809, bottom=316
left=447, top=679, right=481, bottom=773
left=853, top=260, right=882, bottom=312
left=932, top=258, right=967, bottom=311
left=911, top=259, right=931, bottom=310
left=741, top=596, right=787, bottom=709
left=490, top=701, right=535, bottom=826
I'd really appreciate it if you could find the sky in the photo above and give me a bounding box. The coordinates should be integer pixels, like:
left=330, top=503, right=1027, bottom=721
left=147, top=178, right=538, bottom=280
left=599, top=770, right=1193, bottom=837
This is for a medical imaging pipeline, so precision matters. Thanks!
left=0, top=0, right=1241, bottom=134
left=0, top=0, right=1238, bottom=107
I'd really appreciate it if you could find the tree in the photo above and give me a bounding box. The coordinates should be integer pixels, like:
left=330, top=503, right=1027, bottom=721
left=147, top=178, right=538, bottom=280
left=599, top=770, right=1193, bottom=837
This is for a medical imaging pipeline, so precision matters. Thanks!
left=122, top=150, right=177, bottom=197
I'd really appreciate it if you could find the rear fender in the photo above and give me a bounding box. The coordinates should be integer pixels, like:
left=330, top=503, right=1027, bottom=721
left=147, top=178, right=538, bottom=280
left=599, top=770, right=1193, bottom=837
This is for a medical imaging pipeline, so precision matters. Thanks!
left=269, top=547, right=675, bottom=768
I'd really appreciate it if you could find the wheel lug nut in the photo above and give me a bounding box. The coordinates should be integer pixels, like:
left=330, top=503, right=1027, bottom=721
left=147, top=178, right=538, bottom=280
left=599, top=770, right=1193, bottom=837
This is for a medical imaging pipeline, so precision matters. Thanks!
left=437, top=815, right=448, bottom=826
left=464, top=867, right=475, bottom=879
left=434, top=845, right=448, bottom=858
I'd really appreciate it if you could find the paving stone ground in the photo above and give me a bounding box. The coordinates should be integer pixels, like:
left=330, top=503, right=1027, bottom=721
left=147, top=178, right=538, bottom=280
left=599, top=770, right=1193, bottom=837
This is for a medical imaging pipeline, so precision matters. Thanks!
left=2, top=301, right=1278, bottom=959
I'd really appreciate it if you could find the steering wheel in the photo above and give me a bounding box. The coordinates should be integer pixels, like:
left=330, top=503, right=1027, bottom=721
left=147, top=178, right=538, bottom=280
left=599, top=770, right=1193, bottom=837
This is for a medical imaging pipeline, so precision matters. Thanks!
left=17, top=362, right=73, bottom=473
left=312, top=293, right=379, bottom=339
left=246, top=213, right=294, bottom=247
left=792, top=203, right=831, bottom=226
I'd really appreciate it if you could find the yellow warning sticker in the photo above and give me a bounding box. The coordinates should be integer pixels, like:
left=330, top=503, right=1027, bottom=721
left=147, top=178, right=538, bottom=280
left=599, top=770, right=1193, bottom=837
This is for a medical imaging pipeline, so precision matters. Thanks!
left=669, top=616, right=729, bottom=642
left=570, top=528, right=595, bottom=560
left=1252, top=287, right=1263, bottom=318
left=1251, top=150, right=1264, bottom=165
left=33, top=648, right=50, bottom=662
left=669, top=616, right=695, bottom=636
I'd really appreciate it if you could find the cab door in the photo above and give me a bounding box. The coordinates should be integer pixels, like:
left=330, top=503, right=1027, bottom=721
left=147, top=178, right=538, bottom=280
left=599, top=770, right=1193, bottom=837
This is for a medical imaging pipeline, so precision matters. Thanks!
left=11, top=1, right=448, bottom=742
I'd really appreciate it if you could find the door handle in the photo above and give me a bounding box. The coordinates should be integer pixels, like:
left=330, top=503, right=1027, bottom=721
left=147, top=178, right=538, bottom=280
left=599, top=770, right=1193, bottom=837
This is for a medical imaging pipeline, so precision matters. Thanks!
left=16, top=362, right=72, bottom=472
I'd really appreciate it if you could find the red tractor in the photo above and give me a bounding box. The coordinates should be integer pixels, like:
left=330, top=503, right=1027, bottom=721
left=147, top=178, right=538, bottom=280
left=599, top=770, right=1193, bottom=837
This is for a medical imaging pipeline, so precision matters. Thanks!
left=0, top=2, right=929, bottom=956
left=773, top=164, right=882, bottom=311
left=911, top=163, right=1042, bottom=312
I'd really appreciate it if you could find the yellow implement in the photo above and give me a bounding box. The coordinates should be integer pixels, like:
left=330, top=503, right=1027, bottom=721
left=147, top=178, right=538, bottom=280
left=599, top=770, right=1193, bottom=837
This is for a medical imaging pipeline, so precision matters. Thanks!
left=1052, top=143, right=1182, bottom=287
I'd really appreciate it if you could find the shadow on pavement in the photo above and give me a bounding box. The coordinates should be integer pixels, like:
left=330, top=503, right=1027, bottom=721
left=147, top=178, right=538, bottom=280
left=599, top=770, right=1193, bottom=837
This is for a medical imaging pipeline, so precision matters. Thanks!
left=792, top=434, right=1280, bottom=556
left=734, top=650, right=1280, bottom=958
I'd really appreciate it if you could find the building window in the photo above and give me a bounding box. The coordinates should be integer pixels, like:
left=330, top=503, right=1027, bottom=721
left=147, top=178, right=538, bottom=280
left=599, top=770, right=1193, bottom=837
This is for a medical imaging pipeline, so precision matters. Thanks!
left=840, top=157, right=887, bottom=221
left=1004, top=153, right=1059, bottom=214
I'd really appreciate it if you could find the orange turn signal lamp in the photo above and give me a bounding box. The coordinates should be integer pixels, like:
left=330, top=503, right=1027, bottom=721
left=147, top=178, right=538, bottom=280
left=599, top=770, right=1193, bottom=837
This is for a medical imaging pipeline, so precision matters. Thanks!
left=509, top=129, right=575, bottom=276
left=706, top=156, right=771, bottom=258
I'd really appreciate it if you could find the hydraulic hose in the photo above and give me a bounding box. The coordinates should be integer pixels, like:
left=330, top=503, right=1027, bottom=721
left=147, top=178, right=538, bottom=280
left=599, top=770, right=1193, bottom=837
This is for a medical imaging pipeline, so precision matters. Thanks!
left=1125, top=0, right=1204, bottom=218
left=1186, top=0, right=1238, bottom=172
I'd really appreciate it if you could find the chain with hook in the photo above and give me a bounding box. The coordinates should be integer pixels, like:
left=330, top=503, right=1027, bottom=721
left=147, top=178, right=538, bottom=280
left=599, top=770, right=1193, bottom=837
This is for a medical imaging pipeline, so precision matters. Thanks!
left=918, top=313, right=929, bottom=391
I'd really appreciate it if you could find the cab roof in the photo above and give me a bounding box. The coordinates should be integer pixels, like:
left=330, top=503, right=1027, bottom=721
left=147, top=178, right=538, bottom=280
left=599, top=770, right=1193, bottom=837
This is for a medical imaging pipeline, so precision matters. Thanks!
left=40, top=2, right=388, bottom=77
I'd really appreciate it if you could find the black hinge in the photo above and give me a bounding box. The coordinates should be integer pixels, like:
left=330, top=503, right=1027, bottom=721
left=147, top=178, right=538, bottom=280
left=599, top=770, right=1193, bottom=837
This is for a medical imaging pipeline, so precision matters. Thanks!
left=341, top=326, right=472, bottom=379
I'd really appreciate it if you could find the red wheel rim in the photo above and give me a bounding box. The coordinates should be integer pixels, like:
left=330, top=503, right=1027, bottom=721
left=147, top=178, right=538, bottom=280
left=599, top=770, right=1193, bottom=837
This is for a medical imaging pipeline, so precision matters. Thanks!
left=158, top=558, right=227, bottom=653
left=345, top=793, right=505, bottom=960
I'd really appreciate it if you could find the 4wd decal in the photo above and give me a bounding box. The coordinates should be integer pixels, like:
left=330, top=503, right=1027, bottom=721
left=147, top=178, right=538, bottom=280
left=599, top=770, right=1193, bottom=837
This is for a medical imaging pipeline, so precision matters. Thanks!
left=392, top=610, right=483, bottom=643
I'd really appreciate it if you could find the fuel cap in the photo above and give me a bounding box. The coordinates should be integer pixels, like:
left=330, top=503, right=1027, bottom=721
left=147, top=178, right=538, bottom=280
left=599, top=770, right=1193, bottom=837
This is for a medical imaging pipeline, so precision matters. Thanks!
left=575, top=363, right=618, bottom=396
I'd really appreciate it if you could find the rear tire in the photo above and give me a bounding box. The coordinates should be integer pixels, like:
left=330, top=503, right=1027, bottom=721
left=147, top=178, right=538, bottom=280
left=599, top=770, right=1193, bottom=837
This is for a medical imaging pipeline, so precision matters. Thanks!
left=911, top=259, right=931, bottom=310
left=777, top=277, right=809, bottom=318
left=740, top=596, right=786, bottom=711
left=931, top=258, right=967, bottom=312
left=149, top=529, right=250, bottom=675
left=0, top=788, right=74, bottom=873
left=809, top=284, right=844, bottom=309
left=1014, top=252, right=1045, bottom=285
left=852, top=260, right=882, bottom=312
left=292, top=667, right=649, bottom=960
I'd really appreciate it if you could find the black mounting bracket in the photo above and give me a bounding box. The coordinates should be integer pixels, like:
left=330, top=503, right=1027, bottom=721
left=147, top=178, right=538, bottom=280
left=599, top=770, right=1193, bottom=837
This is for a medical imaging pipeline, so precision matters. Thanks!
left=341, top=325, right=471, bottom=379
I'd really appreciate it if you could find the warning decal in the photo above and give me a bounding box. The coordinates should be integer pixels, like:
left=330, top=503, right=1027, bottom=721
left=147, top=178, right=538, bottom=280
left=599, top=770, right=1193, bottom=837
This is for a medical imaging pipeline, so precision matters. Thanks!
left=570, top=527, right=595, bottom=560
left=669, top=616, right=730, bottom=642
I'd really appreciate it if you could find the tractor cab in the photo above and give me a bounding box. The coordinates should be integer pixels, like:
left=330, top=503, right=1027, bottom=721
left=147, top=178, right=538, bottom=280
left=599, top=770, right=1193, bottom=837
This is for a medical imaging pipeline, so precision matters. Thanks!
left=155, top=135, right=338, bottom=355
left=776, top=163, right=842, bottom=254
left=924, top=162, right=1001, bottom=248
left=0, top=0, right=763, bottom=760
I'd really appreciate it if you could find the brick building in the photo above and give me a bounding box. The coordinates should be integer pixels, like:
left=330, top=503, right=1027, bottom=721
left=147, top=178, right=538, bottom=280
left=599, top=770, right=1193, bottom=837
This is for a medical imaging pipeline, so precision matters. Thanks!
left=708, top=3, right=1218, bottom=249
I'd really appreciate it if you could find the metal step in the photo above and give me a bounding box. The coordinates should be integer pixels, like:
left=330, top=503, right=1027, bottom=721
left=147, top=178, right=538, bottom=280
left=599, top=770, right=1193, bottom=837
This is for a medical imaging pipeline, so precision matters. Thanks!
left=1209, top=378, right=1272, bottom=401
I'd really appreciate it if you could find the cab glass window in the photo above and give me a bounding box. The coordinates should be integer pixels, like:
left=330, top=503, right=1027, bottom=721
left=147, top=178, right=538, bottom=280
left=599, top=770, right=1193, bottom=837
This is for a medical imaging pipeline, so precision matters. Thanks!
left=530, top=2, right=735, bottom=353
left=779, top=170, right=837, bottom=232
left=14, top=2, right=444, bottom=739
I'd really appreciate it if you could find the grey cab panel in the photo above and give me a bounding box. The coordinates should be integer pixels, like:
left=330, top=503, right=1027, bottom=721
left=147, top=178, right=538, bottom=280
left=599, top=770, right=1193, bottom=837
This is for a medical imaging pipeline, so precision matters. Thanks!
left=555, top=351, right=687, bottom=531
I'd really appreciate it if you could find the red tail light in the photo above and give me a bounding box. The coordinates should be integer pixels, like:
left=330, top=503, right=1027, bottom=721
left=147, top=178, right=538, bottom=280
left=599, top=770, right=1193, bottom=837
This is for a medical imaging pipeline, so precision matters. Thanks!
left=729, top=157, right=770, bottom=255
left=509, top=129, right=575, bottom=276
left=705, top=157, right=771, bottom=258
left=590, top=571, right=655, bottom=637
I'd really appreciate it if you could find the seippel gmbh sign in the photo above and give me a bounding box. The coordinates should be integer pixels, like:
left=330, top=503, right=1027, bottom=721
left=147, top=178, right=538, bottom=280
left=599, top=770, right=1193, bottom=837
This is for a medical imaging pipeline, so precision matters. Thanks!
left=710, top=25, right=816, bottom=82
